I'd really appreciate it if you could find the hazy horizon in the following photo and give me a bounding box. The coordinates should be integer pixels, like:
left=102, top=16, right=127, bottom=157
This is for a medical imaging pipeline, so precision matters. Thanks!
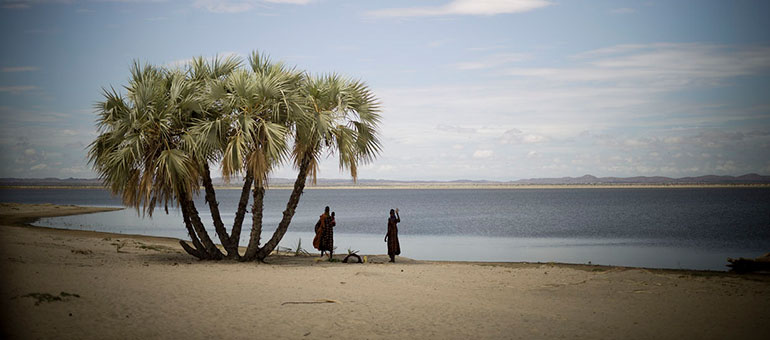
left=1, top=0, right=769, bottom=181
left=2, top=173, right=769, bottom=184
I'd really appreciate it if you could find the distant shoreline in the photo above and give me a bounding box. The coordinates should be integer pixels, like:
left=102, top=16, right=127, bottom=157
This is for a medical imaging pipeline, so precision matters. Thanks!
left=2, top=183, right=770, bottom=190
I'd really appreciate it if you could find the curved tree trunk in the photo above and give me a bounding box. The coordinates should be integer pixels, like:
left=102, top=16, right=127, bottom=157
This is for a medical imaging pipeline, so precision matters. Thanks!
left=256, top=154, right=312, bottom=261
left=229, top=172, right=253, bottom=252
left=179, top=200, right=207, bottom=260
left=242, top=184, right=265, bottom=261
left=181, top=196, right=223, bottom=260
left=179, top=240, right=205, bottom=259
left=202, top=163, right=236, bottom=259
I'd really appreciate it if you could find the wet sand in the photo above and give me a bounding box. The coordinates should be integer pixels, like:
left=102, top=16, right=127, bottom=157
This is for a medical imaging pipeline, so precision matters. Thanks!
left=1, top=203, right=769, bottom=339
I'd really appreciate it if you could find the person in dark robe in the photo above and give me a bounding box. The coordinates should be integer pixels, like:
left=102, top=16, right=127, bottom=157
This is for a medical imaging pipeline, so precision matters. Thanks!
left=319, top=208, right=335, bottom=259
left=313, top=206, right=330, bottom=257
left=385, top=208, right=401, bottom=263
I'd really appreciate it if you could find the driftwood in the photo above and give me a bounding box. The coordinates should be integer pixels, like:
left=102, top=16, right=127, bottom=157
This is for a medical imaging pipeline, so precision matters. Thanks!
left=281, top=299, right=338, bottom=306
left=343, top=253, right=362, bottom=263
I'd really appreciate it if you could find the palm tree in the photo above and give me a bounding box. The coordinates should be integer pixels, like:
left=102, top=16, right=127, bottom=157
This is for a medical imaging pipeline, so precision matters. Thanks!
left=88, top=61, right=224, bottom=260
left=254, top=74, right=381, bottom=261
left=184, top=54, right=263, bottom=259
left=191, top=51, right=305, bottom=260
left=89, top=54, right=381, bottom=263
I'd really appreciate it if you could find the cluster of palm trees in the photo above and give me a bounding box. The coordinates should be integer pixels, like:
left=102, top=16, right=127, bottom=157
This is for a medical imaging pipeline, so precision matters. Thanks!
left=88, top=52, right=381, bottom=262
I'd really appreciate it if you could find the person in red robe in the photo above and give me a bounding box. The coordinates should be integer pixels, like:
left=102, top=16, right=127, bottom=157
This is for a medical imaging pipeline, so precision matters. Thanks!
left=385, top=208, right=401, bottom=263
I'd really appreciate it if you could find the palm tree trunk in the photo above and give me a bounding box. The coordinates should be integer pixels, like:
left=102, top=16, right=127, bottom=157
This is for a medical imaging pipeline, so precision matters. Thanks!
left=242, top=184, right=265, bottom=261
left=202, top=163, right=236, bottom=258
left=256, top=154, right=311, bottom=261
left=181, top=196, right=223, bottom=260
left=179, top=200, right=207, bottom=260
left=229, top=172, right=253, bottom=252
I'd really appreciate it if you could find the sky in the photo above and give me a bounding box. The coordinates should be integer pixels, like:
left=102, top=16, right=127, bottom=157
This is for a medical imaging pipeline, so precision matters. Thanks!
left=1, top=0, right=769, bottom=181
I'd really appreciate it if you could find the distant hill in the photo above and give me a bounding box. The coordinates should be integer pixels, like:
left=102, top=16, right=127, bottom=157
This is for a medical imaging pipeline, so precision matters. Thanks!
left=2, top=173, right=769, bottom=188
left=509, top=173, right=770, bottom=185
left=0, top=177, right=104, bottom=187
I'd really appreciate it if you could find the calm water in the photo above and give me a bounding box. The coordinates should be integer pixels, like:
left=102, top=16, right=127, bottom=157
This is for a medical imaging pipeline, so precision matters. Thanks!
left=1, top=187, right=768, bottom=270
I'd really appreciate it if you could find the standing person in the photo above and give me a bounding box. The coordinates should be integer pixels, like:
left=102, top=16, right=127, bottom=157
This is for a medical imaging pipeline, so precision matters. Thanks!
left=319, top=208, right=335, bottom=260
left=385, top=208, right=401, bottom=263
left=313, top=206, right=330, bottom=257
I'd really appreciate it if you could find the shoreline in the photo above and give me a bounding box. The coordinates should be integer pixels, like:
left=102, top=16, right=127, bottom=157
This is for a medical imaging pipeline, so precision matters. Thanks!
left=3, top=183, right=770, bottom=190
left=2, top=203, right=770, bottom=339
left=0, top=202, right=123, bottom=226
left=3, top=202, right=761, bottom=274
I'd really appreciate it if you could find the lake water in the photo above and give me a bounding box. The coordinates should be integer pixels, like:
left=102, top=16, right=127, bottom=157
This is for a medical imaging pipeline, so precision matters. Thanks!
left=1, top=187, right=768, bottom=270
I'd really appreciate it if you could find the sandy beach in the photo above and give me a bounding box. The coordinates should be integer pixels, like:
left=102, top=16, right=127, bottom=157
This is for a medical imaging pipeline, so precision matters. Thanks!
left=1, top=203, right=769, bottom=339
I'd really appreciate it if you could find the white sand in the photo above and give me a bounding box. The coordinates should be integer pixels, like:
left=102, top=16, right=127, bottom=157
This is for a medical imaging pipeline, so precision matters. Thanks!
left=1, top=203, right=769, bottom=339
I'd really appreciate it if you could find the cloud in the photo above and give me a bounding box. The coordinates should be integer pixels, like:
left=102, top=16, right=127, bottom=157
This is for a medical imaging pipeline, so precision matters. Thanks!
left=264, top=0, right=312, bottom=4
left=2, top=66, right=39, bottom=72
left=505, top=43, right=770, bottom=92
left=437, top=124, right=477, bottom=134
left=453, top=53, right=530, bottom=70
left=193, top=0, right=313, bottom=13
left=500, top=129, right=548, bottom=144
left=427, top=39, right=451, bottom=48
left=372, top=42, right=770, bottom=179
left=30, top=163, right=47, bottom=170
left=3, top=0, right=170, bottom=9
left=368, top=0, right=552, bottom=17
left=473, top=150, right=494, bottom=159
left=1, top=1, right=30, bottom=9
left=164, top=51, right=243, bottom=68
left=610, top=8, right=636, bottom=14
left=0, top=86, right=37, bottom=94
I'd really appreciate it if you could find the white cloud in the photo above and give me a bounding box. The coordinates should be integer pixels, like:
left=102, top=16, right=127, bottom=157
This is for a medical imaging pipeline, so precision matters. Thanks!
left=509, top=43, right=770, bottom=90
left=30, top=163, right=47, bottom=170
left=437, top=124, right=477, bottom=134
left=716, top=160, right=737, bottom=173
left=0, top=86, right=37, bottom=94
left=500, top=129, right=548, bottom=144
left=193, top=0, right=253, bottom=13
left=368, top=0, right=552, bottom=17
left=2, top=66, right=39, bottom=72
left=4, top=0, right=171, bottom=9
left=264, top=0, right=312, bottom=4
left=427, top=39, right=451, bottom=48
left=370, top=42, right=770, bottom=179
left=193, top=0, right=313, bottom=13
left=610, top=8, right=636, bottom=14
left=473, top=150, right=494, bottom=159
left=453, top=53, right=530, bottom=70
left=1, top=1, right=30, bottom=9
left=164, top=51, right=243, bottom=69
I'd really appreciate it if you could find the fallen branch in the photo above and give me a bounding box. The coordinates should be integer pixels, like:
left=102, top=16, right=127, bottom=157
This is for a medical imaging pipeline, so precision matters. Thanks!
left=343, top=253, right=362, bottom=263
left=281, top=299, right=339, bottom=306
